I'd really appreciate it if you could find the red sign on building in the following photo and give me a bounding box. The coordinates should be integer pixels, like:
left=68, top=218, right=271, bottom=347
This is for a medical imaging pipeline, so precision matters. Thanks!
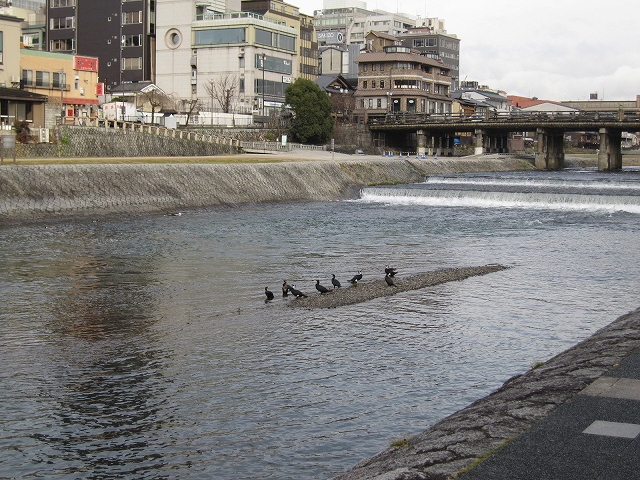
left=74, top=56, right=98, bottom=72
left=96, top=83, right=105, bottom=96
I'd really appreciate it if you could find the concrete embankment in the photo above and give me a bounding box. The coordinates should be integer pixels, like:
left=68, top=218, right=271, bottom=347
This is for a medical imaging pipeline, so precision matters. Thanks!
left=332, top=307, right=640, bottom=480
left=0, top=155, right=533, bottom=222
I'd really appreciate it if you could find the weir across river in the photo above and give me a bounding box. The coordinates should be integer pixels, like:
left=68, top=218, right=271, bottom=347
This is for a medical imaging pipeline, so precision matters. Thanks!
left=368, top=110, right=640, bottom=171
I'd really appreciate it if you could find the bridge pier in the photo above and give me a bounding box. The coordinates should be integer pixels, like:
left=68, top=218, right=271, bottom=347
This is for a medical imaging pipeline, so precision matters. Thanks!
left=597, top=128, right=623, bottom=171
left=535, top=128, right=565, bottom=170
left=446, top=134, right=455, bottom=156
left=474, top=129, right=485, bottom=155
left=417, top=130, right=427, bottom=156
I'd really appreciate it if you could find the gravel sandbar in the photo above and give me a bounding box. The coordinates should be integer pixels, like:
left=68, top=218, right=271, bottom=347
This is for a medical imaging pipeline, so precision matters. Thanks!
left=287, top=265, right=508, bottom=309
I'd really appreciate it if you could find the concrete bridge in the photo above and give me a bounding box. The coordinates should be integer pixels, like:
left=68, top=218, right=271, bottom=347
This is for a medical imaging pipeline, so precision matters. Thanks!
left=368, top=110, right=640, bottom=170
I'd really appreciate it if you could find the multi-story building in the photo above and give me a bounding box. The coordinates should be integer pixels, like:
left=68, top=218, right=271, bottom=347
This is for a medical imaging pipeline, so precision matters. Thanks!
left=6, top=0, right=44, bottom=11
left=21, top=49, right=99, bottom=126
left=45, top=0, right=156, bottom=94
left=1, top=11, right=47, bottom=129
left=298, top=12, right=318, bottom=80
left=0, top=11, right=22, bottom=86
left=241, top=0, right=318, bottom=80
left=397, top=18, right=460, bottom=90
left=353, top=34, right=452, bottom=124
left=156, top=0, right=302, bottom=117
left=0, top=1, right=45, bottom=51
left=314, top=6, right=416, bottom=48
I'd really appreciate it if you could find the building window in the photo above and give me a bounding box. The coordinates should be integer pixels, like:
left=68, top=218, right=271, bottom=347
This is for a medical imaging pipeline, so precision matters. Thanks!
left=195, top=28, right=246, bottom=45
left=165, top=28, right=182, bottom=49
left=36, top=70, right=50, bottom=87
left=50, top=38, right=75, bottom=52
left=52, top=71, right=65, bottom=89
left=122, top=11, right=142, bottom=24
left=371, top=80, right=376, bottom=88
left=380, top=80, right=385, bottom=89
left=122, top=34, right=142, bottom=47
left=21, top=69, right=33, bottom=87
left=362, top=80, right=367, bottom=89
left=377, top=98, right=382, bottom=108
left=74, top=75, right=79, bottom=90
left=50, top=16, right=75, bottom=29
left=363, top=64, right=368, bottom=72
left=255, top=54, right=292, bottom=75
left=122, top=57, right=142, bottom=70
left=50, top=0, right=76, bottom=6
left=368, top=98, right=373, bottom=108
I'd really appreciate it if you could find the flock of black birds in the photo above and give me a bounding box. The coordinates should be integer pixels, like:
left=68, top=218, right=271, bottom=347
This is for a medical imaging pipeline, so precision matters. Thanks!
left=263, top=266, right=398, bottom=302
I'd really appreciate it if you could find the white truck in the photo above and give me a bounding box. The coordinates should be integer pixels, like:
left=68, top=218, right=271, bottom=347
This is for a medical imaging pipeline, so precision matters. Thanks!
left=102, top=102, right=144, bottom=122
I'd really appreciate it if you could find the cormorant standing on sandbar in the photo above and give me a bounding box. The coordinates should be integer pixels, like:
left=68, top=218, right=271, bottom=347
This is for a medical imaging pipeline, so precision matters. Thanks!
left=264, top=287, right=275, bottom=301
left=349, top=271, right=363, bottom=284
left=385, top=273, right=396, bottom=287
left=282, top=280, right=289, bottom=297
left=385, top=265, right=398, bottom=277
left=315, top=280, right=332, bottom=294
left=331, top=274, right=341, bottom=289
left=288, top=285, right=308, bottom=298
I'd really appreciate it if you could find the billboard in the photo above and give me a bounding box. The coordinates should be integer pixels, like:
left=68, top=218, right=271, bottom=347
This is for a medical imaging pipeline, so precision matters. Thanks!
left=317, top=31, right=345, bottom=44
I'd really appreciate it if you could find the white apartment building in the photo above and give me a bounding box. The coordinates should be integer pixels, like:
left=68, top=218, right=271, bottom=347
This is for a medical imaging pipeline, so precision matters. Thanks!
left=156, top=0, right=300, bottom=117
left=315, top=7, right=416, bottom=48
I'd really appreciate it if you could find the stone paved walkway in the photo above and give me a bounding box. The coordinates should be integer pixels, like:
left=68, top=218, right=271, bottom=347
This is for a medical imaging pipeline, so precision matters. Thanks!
left=331, top=307, right=640, bottom=480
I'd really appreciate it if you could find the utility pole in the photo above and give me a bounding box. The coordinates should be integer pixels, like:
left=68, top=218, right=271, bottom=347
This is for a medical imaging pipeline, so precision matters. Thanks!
left=60, top=69, right=65, bottom=124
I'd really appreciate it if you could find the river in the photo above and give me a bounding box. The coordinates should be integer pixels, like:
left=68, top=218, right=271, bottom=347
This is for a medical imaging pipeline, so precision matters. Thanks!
left=1, top=166, right=639, bottom=479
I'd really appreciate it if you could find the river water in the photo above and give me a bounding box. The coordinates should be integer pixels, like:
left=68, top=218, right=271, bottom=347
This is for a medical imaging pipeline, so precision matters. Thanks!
left=1, top=166, right=639, bottom=479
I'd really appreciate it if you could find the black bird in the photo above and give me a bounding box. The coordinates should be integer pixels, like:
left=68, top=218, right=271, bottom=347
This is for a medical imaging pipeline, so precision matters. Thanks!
left=288, top=285, right=307, bottom=298
left=385, top=273, right=396, bottom=287
left=282, top=280, right=289, bottom=297
left=349, top=271, right=363, bottom=284
left=385, top=265, right=398, bottom=277
left=315, top=279, right=332, bottom=294
left=264, top=287, right=275, bottom=301
left=331, top=274, right=341, bottom=289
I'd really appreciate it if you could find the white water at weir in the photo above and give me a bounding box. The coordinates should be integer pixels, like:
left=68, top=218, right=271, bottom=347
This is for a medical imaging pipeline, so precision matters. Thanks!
left=361, top=169, right=640, bottom=214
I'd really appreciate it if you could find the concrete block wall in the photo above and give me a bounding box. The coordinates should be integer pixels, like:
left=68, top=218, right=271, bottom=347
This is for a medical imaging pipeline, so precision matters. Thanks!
left=16, top=126, right=238, bottom=158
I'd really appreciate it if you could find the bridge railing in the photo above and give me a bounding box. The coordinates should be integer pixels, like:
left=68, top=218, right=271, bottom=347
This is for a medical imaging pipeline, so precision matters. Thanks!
left=240, top=142, right=326, bottom=152
left=368, top=110, right=640, bottom=126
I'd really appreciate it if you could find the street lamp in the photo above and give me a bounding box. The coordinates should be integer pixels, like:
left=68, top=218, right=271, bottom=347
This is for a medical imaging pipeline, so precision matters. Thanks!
left=261, top=53, right=266, bottom=118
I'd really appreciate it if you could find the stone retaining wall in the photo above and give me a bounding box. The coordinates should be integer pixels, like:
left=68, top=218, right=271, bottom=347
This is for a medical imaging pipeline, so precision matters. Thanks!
left=16, top=125, right=238, bottom=159
left=0, top=156, right=534, bottom=222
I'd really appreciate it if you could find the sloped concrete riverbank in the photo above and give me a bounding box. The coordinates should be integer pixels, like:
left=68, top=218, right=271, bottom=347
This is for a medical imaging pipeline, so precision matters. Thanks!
left=0, top=154, right=534, bottom=222
left=332, top=307, right=640, bottom=480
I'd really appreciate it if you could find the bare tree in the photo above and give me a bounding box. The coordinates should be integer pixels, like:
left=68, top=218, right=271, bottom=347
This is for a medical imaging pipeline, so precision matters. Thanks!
left=138, top=88, right=172, bottom=124
left=181, top=99, right=202, bottom=126
left=204, top=74, right=239, bottom=114
left=329, top=92, right=355, bottom=124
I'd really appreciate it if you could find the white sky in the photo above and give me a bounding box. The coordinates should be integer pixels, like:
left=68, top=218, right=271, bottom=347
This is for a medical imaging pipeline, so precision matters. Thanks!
left=298, top=0, right=640, bottom=101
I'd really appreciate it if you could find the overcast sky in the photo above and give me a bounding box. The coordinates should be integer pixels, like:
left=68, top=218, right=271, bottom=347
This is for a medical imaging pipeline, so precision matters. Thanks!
left=299, top=0, right=640, bottom=101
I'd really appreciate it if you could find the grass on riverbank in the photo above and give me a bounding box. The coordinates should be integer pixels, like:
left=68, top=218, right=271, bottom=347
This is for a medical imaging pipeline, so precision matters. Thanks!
left=6, top=155, right=296, bottom=165
left=6, top=152, right=640, bottom=166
